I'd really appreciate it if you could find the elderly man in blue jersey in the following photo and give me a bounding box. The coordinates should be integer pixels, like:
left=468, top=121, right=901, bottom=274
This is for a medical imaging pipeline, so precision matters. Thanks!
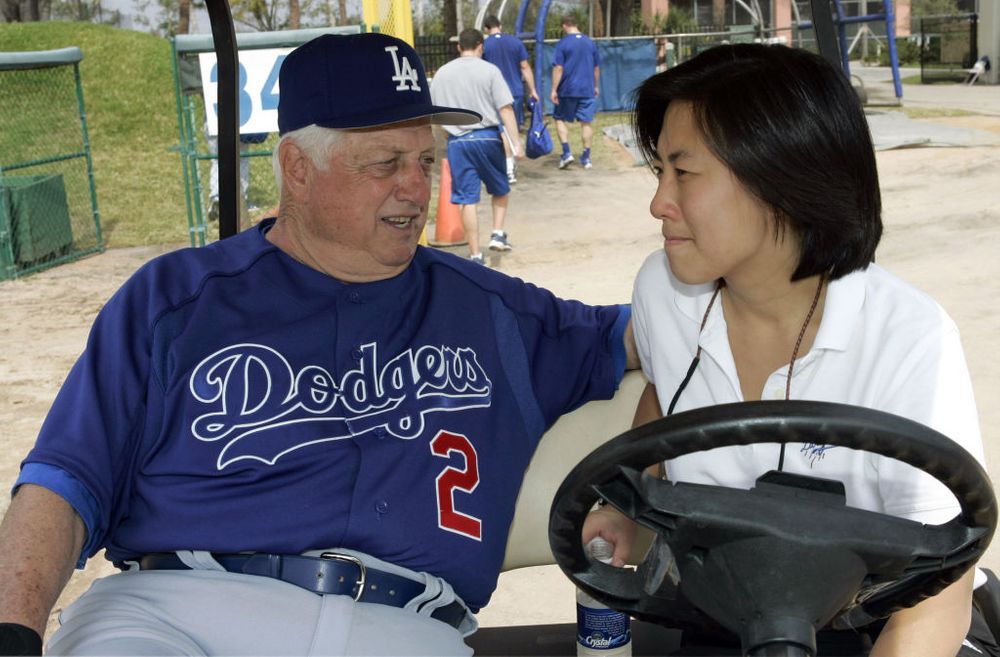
left=0, top=33, right=637, bottom=657
left=482, top=14, right=539, bottom=184
left=551, top=14, right=601, bottom=169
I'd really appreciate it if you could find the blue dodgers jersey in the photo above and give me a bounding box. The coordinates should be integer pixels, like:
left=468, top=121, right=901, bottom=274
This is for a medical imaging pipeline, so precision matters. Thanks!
left=553, top=33, right=601, bottom=98
left=483, top=33, right=529, bottom=97
left=21, top=219, right=628, bottom=611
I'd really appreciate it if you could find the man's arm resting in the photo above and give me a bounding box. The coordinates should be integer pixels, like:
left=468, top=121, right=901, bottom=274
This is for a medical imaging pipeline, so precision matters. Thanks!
left=869, top=568, right=974, bottom=657
left=0, top=484, right=86, bottom=637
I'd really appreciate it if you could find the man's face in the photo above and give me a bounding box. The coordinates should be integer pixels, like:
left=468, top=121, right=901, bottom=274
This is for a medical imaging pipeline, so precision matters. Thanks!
left=299, top=119, right=435, bottom=280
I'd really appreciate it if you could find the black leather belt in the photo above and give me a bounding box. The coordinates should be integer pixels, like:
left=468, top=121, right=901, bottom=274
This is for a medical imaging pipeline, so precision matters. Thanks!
left=137, top=552, right=467, bottom=629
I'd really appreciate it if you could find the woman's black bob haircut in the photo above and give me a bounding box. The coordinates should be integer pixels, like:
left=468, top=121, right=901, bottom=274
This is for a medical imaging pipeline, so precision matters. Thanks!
left=632, top=44, right=881, bottom=281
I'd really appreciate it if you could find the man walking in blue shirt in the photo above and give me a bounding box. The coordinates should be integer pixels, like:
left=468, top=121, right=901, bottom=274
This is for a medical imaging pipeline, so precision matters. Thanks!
left=482, top=15, right=538, bottom=184
left=551, top=15, right=601, bottom=169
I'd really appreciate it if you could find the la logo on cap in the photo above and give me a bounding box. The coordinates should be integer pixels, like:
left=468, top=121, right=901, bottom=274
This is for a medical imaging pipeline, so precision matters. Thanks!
left=384, top=46, right=421, bottom=92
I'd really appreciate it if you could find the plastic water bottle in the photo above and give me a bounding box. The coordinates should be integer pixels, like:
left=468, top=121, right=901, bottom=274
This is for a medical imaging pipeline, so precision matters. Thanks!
left=576, top=537, right=632, bottom=656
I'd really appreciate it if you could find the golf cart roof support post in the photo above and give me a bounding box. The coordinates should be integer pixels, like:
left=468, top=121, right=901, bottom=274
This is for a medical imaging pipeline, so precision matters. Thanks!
left=205, top=0, right=240, bottom=240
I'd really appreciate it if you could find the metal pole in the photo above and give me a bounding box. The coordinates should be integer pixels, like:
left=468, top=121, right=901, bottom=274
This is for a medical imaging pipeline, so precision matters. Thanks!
left=74, top=59, right=104, bottom=251
left=860, top=0, right=868, bottom=59
left=205, top=0, right=240, bottom=240
left=808, top=0, right=843, bottom=73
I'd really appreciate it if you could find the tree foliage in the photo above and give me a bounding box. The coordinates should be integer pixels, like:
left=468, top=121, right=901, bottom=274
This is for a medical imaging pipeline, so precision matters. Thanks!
left=911, top=0, right=961, bottom=17
left=228, top=0, right=330, bottom=31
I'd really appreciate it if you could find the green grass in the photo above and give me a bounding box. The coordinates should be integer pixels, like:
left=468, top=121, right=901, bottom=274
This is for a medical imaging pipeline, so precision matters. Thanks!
left=528, top=111, right=637, bottom=171
left=896, top=106, right=976, bottom=119
left=1, top=22, right=187, bottom=247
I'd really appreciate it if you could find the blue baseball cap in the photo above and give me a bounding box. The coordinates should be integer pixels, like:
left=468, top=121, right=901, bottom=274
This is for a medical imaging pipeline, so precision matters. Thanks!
left=278, top=33, right=481, bottom=134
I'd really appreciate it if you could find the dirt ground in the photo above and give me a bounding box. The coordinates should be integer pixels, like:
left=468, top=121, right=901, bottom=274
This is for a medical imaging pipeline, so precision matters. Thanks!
left=1, top=111, right=999, bottom=639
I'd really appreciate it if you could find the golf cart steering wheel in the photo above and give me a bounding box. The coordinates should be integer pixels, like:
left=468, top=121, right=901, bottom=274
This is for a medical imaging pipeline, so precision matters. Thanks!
left=549, top=401, right=996, bottom=657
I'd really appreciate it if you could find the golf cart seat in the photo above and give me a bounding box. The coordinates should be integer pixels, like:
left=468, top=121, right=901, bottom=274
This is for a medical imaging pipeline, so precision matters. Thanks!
left=468, top=370, right=684, bottom=654
left=500, top=370, right=647, bottom=572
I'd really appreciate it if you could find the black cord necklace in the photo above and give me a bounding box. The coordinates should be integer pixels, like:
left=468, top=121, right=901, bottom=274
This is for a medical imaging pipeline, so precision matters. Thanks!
left=666, top=275, right=826, bottom=471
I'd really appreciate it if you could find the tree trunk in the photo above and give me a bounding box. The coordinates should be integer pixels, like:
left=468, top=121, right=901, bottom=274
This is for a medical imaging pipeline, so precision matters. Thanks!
left=288, top=0, right=299, bottom=28
left=606, top=0, right=630, bottom=36
left=592, top=0, right=605, bottom=38
left=442, top=0, right=457, bottom=38
left=712, top=0, right=725, bottom=28
left=178, top=0, right=191, bottom=34
left=26, top=0, right=40, bottom=20
left=1, top=0, right=20, bottom=21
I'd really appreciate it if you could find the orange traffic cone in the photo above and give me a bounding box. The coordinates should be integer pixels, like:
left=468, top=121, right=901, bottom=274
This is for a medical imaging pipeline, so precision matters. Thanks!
left=430, top=158, right=466, bottom=246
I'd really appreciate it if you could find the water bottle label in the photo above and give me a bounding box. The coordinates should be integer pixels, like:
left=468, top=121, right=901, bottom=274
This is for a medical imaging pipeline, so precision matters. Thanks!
left=576, top=604, right=631, bottom=651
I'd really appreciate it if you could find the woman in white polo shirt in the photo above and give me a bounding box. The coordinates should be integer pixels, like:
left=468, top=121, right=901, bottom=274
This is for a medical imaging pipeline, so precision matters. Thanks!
left=585, top=44, right=990, bottom=656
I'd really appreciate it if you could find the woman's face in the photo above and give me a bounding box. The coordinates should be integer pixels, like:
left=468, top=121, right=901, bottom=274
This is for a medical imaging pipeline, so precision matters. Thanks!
left=649, top=101, right=799, bottom=288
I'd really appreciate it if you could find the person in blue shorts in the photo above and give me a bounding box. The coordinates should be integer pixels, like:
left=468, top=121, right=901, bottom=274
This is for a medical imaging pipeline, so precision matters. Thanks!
left=551, top=14, right=601, bottom=170
left=431, top=28, right=523, bottom=263
left=0, top=32, right=637, bottom=656
left=482, top=14, right=539, bottom=184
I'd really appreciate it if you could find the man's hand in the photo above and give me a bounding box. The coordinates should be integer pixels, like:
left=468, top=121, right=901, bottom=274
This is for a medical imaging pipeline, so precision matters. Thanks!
left=550, top=89, right=559, bottom=105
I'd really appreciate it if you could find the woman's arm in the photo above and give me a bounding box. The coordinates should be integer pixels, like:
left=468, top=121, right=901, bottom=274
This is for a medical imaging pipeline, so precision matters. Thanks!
left=870, top=569, right=974, bottom=657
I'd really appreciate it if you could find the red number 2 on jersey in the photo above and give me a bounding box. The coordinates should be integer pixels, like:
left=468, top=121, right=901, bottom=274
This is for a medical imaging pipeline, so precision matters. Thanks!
left=430, top=430, right=482, bottom=541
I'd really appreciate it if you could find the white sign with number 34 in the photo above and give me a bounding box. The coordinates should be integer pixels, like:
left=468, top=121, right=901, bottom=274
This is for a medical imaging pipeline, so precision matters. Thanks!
left=199, top=48, right=290, bottom=136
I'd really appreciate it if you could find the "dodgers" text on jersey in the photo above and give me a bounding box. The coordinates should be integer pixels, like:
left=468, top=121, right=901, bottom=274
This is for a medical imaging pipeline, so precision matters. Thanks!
left=189, top=342, right=493, bottom=469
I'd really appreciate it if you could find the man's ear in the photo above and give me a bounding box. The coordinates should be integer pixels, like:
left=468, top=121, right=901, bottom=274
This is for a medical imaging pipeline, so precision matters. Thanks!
left=279, top=139, right=310, bottom=199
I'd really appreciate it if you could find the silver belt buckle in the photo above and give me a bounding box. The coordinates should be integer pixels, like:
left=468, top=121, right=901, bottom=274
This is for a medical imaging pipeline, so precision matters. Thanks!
left=320, top=552, right=367, bottom=601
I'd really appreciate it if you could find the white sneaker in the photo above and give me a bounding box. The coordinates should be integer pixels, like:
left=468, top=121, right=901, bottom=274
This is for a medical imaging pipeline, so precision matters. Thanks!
left=488, top=231, right=512, bottom=251
left=558, top=154, right=574, bottom=169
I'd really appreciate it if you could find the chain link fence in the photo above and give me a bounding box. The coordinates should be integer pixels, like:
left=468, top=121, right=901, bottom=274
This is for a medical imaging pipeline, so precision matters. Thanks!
left=0, top=47, right=103, bottom=281
left=415, top=35, right=458, bottom=75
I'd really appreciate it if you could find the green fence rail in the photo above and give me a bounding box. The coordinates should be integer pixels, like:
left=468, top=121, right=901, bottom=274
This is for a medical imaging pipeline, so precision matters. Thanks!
left=170, top=26, right=364, bottom=247
left=0, top=46, right=103, bottom=280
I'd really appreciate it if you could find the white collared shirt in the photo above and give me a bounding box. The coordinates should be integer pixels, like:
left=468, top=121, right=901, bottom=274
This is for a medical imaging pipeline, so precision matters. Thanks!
left=632, top=250, right=985, bottom=523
